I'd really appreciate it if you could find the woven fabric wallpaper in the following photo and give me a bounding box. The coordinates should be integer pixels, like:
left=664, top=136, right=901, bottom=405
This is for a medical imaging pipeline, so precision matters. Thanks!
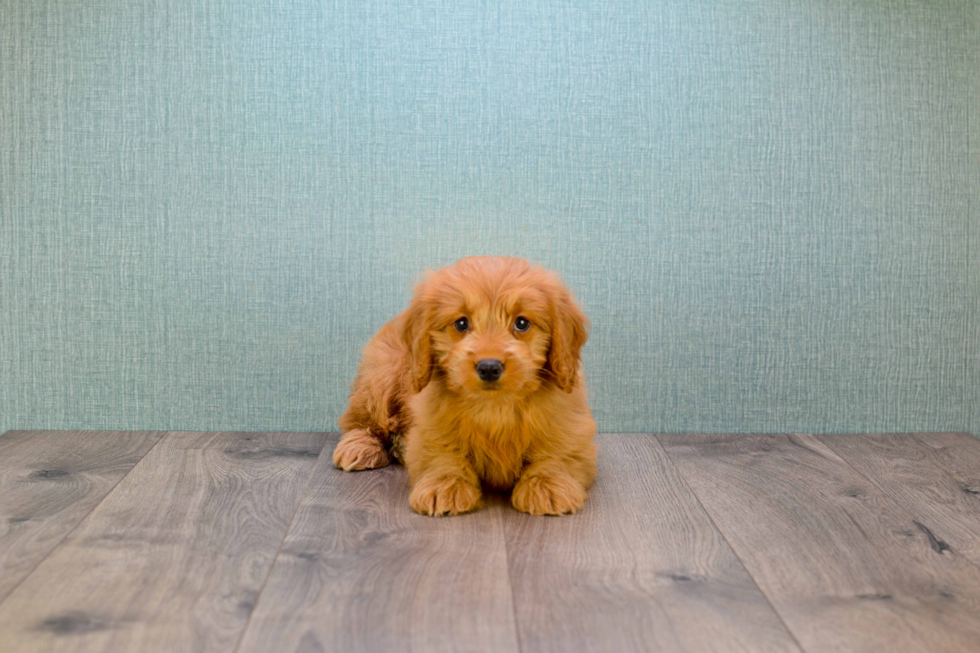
left=1, top=1, right=977, bottom=435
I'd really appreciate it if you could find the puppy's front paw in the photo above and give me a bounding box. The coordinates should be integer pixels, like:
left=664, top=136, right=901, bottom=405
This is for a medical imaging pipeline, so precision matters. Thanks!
left=410, top=475, right=482, bottom=517
left=512, top=473, right=587, bottom=516
left=333, top=429, right=390, bottom=471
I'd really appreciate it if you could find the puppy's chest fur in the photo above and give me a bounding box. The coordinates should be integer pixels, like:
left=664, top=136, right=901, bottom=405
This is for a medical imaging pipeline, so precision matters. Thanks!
left=458, top=402, right=531, bottom=490
left=462, top=410, right=531, bottom=491
left=399, top=397, right=533, bottom=491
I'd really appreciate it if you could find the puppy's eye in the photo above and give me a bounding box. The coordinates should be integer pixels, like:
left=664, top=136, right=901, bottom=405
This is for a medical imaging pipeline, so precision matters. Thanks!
left=453, top=317, right=469, bottom=333
left=514, top=316, right=531, bottom=332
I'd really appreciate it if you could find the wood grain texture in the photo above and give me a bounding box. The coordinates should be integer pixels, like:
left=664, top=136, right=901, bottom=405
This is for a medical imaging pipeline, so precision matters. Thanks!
left=505, top=433, right=801, bottom=653
left=907, top=432, right=980, bottom=499
left=0, top=431, right=327, bottom=653
left=819, top=433, right=980, bottom=568
left=236, top=435, right=520, bottom=653
left=659, top=433, right=980, bottom=653
left=5, top=430, right=980, bottom=653
left=0, top=430, right=164, bottom=604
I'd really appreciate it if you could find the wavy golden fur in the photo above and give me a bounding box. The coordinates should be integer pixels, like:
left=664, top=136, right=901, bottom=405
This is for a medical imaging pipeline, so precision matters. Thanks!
left=334, top=256, right=597, bottom=516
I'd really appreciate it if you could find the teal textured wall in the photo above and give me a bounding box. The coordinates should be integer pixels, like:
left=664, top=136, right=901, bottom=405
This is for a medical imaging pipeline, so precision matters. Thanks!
left=1, top=1, right=977, bottom=435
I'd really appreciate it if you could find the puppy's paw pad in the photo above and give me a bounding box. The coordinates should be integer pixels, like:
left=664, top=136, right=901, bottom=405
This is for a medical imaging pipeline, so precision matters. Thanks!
left=333, top=429, right=390, bottom=471
left=512, top=474, right=587, bottom=516
left=410, top=476, right=482, bottom=517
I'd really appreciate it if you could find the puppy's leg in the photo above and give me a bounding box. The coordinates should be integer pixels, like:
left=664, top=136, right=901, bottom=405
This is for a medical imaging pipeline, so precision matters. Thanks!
left=512, top=454, right=594, bottom=516
left=335, top=316, right=410, bottom=472
left=409, top=473, right=482, bottom=517
left=405, top=441, right=482, bottom=517
left=333, top=428, right=390, bottom=472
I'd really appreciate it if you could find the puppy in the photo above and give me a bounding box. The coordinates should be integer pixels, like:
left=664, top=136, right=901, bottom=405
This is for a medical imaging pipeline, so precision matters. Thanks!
left=334, top=256, right=597, bottom=517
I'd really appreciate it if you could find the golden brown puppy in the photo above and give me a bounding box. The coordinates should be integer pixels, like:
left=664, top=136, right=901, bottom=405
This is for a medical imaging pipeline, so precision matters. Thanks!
left=334, top=256, right=597, bottom=517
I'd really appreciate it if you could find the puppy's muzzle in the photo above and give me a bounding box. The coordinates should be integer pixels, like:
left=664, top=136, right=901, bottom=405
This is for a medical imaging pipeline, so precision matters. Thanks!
left=476, top=359, right=504, bottom=382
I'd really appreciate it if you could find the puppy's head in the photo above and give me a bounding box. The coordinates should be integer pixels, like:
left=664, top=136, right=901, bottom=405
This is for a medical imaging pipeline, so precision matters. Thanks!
left=402, top=256, right=588, bottom=398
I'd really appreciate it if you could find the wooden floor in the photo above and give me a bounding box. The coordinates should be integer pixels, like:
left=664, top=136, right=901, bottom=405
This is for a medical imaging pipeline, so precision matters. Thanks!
left=1, top=431, right=979, bottom=652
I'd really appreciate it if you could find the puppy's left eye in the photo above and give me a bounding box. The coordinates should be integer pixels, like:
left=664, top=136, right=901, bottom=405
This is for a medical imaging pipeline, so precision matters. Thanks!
left=514, top=316, right=531, bottom=332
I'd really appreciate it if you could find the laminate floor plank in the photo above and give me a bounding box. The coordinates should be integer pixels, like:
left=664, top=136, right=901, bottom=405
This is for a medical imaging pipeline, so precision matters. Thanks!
left=908, top=432, right=980, bottom=498
left=505, top=433, right=801, bottom=653
left=0, top=430, right=165, bottom=604
left=0, top=431, right=327, bottom=653
left=658, top=433, right=980, bottom=653
left=819, top=433, right=980, bottom=569
left=236, top=434, right=520, bottom=653
left=6, top=430, right=978, bottom=653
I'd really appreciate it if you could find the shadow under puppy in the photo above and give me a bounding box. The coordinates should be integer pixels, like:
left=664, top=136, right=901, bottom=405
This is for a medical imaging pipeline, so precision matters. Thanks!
left=334, top=256, right=597, bottom=517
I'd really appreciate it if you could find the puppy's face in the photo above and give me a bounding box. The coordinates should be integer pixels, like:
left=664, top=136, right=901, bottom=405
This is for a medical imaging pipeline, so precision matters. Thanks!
left=403, top=257, right=588, bottom=399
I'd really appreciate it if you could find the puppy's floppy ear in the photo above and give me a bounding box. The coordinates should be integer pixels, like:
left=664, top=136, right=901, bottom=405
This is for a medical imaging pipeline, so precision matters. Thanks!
left=402, top=281, right=434, bottom=393
left=546, top=283, right=589, bottom=393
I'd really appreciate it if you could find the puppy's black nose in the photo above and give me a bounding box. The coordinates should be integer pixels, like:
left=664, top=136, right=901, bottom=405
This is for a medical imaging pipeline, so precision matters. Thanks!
left=476, top=359, right=504, bottom=382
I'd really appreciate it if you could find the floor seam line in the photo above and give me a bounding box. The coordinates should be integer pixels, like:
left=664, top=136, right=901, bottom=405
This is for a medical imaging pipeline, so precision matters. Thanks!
left=230, top=432, right=328, bottom=653
left=651, top=433, right=810, bottom=653
left=502, top=508, right=526, bottom=653
left=817, top=433, right=980, bottom=575
left=0, top=429, right=170, bottom=611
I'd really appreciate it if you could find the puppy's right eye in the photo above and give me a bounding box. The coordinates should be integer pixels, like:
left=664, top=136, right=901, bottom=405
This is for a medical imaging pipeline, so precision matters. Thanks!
left=453, top=317, right=469, bottom=333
